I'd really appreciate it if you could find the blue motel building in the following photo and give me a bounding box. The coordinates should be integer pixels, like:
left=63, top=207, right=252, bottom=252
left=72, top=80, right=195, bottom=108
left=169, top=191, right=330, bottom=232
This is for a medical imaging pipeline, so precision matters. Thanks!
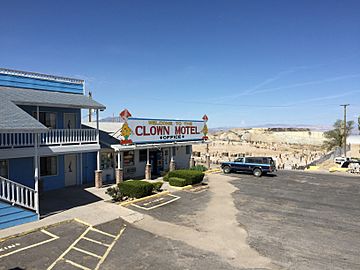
left=0, top=68, right=105, bottom=229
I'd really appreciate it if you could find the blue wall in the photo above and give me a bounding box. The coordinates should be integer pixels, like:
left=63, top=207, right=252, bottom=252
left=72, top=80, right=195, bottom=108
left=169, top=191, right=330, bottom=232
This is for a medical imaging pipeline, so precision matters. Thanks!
left=7, top=152, right=97, bottom=191
left=8, top=156, right=65, bottom=191
left=0, top=73, right=83, bottom=94
left=82, top=152, right=96, bottom=184
left=19, top=106, right=81, bottom=129
left=8, top=158, right=34, bottom=189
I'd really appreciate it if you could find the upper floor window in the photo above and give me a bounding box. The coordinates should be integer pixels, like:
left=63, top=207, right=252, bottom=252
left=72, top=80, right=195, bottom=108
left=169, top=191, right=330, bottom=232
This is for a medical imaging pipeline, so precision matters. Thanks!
left=33, top=112, right=57, bottom=129
left=0, top=160, right=8, bottom=178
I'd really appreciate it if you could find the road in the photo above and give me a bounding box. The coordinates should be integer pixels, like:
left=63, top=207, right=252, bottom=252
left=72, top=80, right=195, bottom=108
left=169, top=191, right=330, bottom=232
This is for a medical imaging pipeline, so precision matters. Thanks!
left=1, top=170, right=360, bottom=269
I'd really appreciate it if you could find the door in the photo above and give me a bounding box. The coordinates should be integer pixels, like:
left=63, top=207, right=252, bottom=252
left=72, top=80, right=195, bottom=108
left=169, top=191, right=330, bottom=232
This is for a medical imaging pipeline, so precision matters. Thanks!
left=64, top=154, right=77, bottom=186
left=64, top=113, right=77, bottom=129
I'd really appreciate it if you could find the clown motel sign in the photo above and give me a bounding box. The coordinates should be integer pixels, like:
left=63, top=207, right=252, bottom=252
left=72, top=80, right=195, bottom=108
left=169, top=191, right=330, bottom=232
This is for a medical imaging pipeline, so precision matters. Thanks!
left=119, top=118, right=208, bottom=145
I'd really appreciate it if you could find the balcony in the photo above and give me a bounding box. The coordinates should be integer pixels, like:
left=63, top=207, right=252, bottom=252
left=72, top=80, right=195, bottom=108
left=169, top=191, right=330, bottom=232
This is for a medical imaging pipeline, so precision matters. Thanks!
left=0, top=129, right=99, bottom=158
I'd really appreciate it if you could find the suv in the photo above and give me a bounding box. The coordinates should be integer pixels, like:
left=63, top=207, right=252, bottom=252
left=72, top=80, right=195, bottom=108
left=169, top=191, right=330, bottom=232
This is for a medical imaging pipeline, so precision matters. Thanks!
left=221, top=156, right=276, bottom=177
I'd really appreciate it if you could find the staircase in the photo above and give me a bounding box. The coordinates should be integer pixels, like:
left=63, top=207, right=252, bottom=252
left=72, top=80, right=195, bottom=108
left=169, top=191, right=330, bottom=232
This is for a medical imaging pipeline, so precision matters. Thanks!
left=0, top=176, right=39, bottom=230
left=0, top=201, right=38, bottom=229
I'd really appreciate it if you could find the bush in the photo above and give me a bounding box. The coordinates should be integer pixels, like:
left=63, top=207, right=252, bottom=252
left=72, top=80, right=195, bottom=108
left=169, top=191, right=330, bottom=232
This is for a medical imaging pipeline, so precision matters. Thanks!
left=106, top=186, right=123, bottom=202
left=119, top=180, right=154, bottom=198
left=167, top=170, right=204, bottom=185
left=163, top=173, right=169, bottom=182
left=152, top=181, right=163, bottom=191
left=169, top=177, right=188, bottom=187
left=190, top=165, right=207, bottom=172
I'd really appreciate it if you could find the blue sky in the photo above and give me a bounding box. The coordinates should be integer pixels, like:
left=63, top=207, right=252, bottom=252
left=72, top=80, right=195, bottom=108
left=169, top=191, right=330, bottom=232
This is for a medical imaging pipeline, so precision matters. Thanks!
left=1, top=0, right=359, bottom=128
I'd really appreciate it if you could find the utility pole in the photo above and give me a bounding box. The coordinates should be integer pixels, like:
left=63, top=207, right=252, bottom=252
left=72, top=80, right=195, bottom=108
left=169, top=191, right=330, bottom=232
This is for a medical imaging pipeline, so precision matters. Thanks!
left=340, top=104, right=350, bottom=157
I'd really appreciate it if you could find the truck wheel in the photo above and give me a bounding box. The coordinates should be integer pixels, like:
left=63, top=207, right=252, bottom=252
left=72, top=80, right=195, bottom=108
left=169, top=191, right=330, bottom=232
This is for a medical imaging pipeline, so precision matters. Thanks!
left=253, top=168, right=262, bottom=177
left=223, top=166, right=231, bottom=174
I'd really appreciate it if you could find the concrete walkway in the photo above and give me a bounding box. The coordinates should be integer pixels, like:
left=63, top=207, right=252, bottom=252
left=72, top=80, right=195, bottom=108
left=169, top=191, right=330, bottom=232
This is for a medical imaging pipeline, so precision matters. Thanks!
left=0, top=186, right=143, bottom=239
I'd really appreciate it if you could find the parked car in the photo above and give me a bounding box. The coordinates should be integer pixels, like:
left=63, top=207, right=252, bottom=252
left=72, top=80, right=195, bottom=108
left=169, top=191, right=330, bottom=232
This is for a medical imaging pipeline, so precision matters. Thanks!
left=334, top=157, right=350, bottom=164
left=221, top=156, right=276, bottom=177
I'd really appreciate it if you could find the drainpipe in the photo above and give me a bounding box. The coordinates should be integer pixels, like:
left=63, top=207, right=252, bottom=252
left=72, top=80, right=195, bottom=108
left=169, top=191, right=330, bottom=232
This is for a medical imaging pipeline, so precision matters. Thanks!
left=34, top=132, right=39, bottom=216
left=116, top=150, right=123, bottom=184
left=145, top=148, right=151, bottom=180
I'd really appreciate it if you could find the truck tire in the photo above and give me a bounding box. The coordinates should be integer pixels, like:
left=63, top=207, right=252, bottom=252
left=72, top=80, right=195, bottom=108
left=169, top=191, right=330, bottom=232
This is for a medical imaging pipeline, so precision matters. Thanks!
left=223, top=166, right=231, bottom=174
left=253, top=168, right=262, bottom=177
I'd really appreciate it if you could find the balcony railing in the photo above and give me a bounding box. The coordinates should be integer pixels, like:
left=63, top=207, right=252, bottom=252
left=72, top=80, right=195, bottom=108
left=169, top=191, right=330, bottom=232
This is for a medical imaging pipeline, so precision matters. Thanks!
left=0, top=129, right=98, bottom=148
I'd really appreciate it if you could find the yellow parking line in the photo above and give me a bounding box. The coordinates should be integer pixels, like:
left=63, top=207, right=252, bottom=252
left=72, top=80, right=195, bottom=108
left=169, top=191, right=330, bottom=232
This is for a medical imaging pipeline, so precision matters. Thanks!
left=90, top=228, right=116, bottom=239
left=63, top=259, right=92, bottom=270
left=82, top=236, right=110, bottom=247
left=72, top=246, right=102, bottom=259
left=0, top=230, right=59, bottom=259
left=94, top=225, right=126, bottom=270
left=47, top=227, right=92, bottom=270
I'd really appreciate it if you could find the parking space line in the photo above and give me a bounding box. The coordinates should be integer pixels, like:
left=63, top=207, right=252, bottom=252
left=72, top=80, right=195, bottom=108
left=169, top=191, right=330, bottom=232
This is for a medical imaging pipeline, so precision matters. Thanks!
left=0, top=229, right=59, bottom=259
left=94, top=225, right=126, bottom=270
left=72, top=246, right=102, bottom=259
left=132, top=194, right=181, bottom=210
left=47, top=227, right=92, bottom=270
left=82, top=237, right=110, bottom=247
left=90, top=228, right=116, bottom=238
left=63, top=259, right=92, bottom=270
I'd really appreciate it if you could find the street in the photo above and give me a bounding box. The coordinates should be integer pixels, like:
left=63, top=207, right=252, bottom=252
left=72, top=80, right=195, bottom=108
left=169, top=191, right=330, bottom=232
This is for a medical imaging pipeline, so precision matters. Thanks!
left=1, top=171, right=360, bottom=269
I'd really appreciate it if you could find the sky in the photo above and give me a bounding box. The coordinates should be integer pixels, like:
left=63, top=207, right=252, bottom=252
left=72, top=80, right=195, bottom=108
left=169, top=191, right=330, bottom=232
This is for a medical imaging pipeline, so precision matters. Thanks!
left=0, top=0, right=360, bottom=128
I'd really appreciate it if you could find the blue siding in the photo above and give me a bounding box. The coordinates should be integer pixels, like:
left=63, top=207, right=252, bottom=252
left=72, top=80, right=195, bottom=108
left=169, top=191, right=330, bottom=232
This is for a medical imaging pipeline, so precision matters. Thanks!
left=8, top=157, right=34, bottom=189
left=0, top=74, right=83, bottom=94
left=83, top=152, right=96, bottom=184
left=19, top=106, right=81, bottom=129
left=8, top=155, right=65, bottom=191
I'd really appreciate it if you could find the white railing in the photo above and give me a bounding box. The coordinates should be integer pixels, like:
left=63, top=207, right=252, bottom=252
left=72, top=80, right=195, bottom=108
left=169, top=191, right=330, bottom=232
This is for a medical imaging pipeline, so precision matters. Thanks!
left=0, top=129, right=98, bottom=148
left=0, top=176, right=37, bottom=211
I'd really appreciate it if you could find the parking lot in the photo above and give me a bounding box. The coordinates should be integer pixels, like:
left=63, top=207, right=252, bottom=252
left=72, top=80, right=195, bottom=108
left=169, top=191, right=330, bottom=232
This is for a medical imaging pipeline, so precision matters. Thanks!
left=1, top=171, right=360, bottom=269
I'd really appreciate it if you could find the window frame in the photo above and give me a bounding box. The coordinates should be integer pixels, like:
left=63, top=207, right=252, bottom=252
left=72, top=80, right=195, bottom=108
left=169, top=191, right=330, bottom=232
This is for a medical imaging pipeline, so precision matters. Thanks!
left=33, top=111, right=57, bottom=129
left=0, top=160, right=9, bottom=179
left=40, top=156, right=58, bottom=177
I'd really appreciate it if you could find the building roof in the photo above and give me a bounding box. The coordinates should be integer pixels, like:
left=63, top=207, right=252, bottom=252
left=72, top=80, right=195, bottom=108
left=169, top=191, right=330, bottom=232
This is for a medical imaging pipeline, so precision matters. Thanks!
left=0, top=86, right=106, bottom=132
left=0, top=99, right=47, bottom=132
left=348, top=135, right=360, bottom=144
left=0, top=86, right=105, bottom=109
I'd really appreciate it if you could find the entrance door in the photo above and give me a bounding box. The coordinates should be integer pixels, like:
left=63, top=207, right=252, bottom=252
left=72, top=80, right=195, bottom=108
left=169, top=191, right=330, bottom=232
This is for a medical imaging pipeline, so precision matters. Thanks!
left=64, top=154, right=77, bottom=186
left=64, top=113, right=77, bottom=129
left=150, top=150, right=163, bottom=175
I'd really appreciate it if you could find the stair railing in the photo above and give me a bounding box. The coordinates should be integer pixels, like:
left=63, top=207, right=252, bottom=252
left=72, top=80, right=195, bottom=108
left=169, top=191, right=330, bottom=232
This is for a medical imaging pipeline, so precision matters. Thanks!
left=0, top=176, right=37, bottom=212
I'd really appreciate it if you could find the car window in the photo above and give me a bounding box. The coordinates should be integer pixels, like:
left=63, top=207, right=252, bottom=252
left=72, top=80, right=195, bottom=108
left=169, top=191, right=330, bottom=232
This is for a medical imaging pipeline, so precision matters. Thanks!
left=234, top=158, right=244, bottom=163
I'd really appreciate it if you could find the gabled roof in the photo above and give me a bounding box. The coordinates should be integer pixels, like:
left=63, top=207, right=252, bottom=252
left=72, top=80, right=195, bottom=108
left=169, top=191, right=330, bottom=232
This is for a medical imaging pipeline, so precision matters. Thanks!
left=0, top=86, right=105, bottom=110
left=0, top=85, right=106, bottom=132
left=0, top=100, right=47, bottom=132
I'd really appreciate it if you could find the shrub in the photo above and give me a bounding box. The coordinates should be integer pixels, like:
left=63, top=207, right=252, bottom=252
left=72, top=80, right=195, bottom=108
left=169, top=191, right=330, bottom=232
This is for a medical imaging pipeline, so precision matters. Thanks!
left=119, top=180, right=154, bottom=198
left=169, top=177, right=188, bottom=187
left=163, top=173, right=169, bottom=182
left=152, top=181, right=163, bottom=191
left=106, top=186, right=123, bottom=202
left=167, top=170, right=204, bottom=185
left=190, top=165, right=207, bottom=172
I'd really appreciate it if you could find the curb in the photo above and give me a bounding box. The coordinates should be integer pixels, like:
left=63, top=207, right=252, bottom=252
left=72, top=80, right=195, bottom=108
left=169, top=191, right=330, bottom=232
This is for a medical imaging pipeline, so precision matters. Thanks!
left=169, top=184, right=193, bottom=191
left=118, top=191, right=170, bottom=207
left=205, top=168, right=221, bottom=174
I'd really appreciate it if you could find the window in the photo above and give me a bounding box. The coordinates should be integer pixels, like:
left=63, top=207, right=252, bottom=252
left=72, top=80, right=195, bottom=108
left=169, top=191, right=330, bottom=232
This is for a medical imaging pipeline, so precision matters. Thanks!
left=40, top=156, right=58, bottom=177
left=234, top=158, right=244, bottom=163
left=139, top=150, right=147, bottom=162
left=33, top=112, right=57, bottom=129
left=123, top=151, right=135, bottom=167
left=101, top=152, right=114, bottom=170
left=186, top=145, right=191, bottom=155
left=0, top=160, right=8, bottom=178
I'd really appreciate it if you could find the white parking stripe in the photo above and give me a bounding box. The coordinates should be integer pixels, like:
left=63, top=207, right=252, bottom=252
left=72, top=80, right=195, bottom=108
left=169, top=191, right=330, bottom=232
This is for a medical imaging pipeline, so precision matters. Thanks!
left=63, top=259, right=92, bottom=270
left=132, top=194, right=181, bottom=210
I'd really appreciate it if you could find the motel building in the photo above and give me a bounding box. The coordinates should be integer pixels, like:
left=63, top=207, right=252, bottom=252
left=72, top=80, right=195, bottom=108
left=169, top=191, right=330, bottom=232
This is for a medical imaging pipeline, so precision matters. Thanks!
left=84, top=110, right=209, bottom=184
left=0, top=68, right=105, bottom=229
